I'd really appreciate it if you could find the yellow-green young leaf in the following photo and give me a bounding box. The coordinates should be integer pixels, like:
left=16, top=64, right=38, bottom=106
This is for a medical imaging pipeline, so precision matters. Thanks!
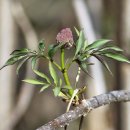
left=75, top=31, right=84, bottom=56
left=103, top=52, right=130, bottom=63
left=22, top=79, right=45, bottom=85
left=33, top=69, right=51, bottom=84
left=40, top=84, right=50, bottom=92
left=49, top=61, right=58, bottom=85
left=53, top=87, right=61, bottom=96
left=86, top=39, right=112, bottom=51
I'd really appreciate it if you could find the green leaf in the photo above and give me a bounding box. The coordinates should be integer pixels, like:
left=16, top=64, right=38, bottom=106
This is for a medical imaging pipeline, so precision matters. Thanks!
left=59, top=78, right=62, bottom=87
left=79, top=62, right=92, bottom=77
left=48, top=44, right=57, bottom=58
left=31, top=56, right=39, bottom=69
left=16, top=57, right=30, bottom=74
left=10, top=48, right=30, bottom=56
left=53, top=87, right=61, bottom=96
left=103, top=52, right=130, bottom=63
left=82, top=40, right=88, bottom=51
left=79, top=62, right=88, bottom=73
left=49, top=61, right=58, bottom=85
left=48, top=43, right=64, bottom=59
left=74, top=27, right=80, bottom=36
left=58, top=92, right=69, bottom=99
left=75, top=31, right=84, bottom=56
left=0, top=55, right=27, bottom=70
left=38, top=40, right=45, bottom=52
left=100, top=46, right=123, bottom=52
left=40, top=84, right=50, bottom=92
left=22, top=79, right=45, bottom=85
left=33, top=69, right=51, bottom=84
left=92, top=54, right=112, bottom=75
left=86, top=39, right=112, bottom=51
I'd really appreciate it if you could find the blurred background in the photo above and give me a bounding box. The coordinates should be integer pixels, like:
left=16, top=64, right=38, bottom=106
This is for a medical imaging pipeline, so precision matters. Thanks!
left=0, top=0, right=130, bottom=130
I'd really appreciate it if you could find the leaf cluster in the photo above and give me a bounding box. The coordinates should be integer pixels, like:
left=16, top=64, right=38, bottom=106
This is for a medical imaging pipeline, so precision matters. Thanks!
left=0, top=28, right=130, bottom=101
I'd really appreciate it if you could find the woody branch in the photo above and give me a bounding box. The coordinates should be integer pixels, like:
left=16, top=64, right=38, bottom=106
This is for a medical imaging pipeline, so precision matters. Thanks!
left=36, top=90, right=130, bottom=130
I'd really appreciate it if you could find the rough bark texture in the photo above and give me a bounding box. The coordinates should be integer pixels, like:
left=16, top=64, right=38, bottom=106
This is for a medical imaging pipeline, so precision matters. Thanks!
left=36, top=90, right=130, bottom=130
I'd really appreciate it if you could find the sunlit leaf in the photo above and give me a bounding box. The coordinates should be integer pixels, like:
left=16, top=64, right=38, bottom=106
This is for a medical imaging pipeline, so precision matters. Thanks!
left=103, top=52, right=130, bottom=63
left=49, top=61, right=58, bottom=85
left=33, top=69, right=51, bottom=84
left=86, top=39, right=112, bottom=51
left=53, top=87, right=61, bottom=96
left=40, top=84, right=50, bottom=92
left=23, top=79, right=46, bottom=85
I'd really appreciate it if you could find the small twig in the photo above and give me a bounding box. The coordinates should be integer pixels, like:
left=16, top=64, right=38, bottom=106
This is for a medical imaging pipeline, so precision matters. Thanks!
left=36, top=90, right=130, bottom=130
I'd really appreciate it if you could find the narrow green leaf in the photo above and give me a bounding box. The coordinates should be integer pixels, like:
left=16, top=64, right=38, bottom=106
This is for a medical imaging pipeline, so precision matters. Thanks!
left=99, top=46, right=123, bottom=52
left=74, top=27, right=80, bottom=36
left=79, top=62, right=92, bottom=77
left=31, top=56, right=39, bottom=69
left=92, top=54, right=112, bottom=75
left=75, top=31, right=84, bottom=56
left=38, top=40, right=45, bottom=52
left=53, top=87, right=61, bottom=96
left=40, top=84, right=50, bottom=92
left=22, top=79, right=45, bottom=85
left=49, top=61, right=58, bottom=85
left=95, top=46, right=123, bottom=54
left=33, top=69, right=51, bottom=84
left=48, top=43, right=64, bottom=59
left=103, top=52, right=130, bottom=63
left=82, top=40, right=88, bottom=51
left=16, top=57, right=30, bottom=74
left=0, top=55, right=27, bottom=70
left=10, top=48, right=30, bottom=55
left=86, top=39, right=112, bottom=51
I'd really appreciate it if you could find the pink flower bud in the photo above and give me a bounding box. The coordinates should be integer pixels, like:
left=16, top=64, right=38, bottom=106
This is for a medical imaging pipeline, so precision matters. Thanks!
left=56, top=28, right=74, bottom=49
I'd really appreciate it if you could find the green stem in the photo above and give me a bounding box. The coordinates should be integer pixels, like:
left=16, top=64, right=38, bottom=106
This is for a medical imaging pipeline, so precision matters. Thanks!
left=61, top=48, right=73, bottom=96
